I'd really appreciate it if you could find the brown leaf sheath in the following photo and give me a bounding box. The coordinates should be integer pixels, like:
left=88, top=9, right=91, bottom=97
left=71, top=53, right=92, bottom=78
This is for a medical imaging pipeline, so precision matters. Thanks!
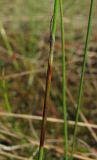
left=40, top=62, right=52, bottom=147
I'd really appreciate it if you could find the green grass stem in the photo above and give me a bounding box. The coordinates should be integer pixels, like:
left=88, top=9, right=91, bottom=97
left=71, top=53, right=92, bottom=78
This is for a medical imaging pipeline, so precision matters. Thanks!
left=59, top=0, right=68, bottom=159
left=71, top=0, right=94, bottom=159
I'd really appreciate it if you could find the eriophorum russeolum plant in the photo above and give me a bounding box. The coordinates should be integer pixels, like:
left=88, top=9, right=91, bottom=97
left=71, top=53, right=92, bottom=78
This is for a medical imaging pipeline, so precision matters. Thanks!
left=38, top=0, right=69, bottom=159
left=38, top=0, right=58, bottom=160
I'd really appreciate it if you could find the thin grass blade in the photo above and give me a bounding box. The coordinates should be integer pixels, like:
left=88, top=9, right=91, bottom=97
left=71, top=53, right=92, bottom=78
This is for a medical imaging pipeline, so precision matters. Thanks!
left=59, top=0, right=68, bottom=159
left=71, top=0, right=94, bottom=159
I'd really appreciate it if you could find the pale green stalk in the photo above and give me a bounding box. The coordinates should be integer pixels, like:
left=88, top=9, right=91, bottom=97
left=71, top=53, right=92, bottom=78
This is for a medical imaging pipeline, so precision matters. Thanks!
left=71, top=0, right=94, bottom=159
left=59, top=0, right=68, bottom=159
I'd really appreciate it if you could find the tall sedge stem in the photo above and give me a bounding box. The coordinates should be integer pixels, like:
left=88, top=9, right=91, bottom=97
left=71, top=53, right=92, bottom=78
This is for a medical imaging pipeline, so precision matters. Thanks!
left=38, top=0, right=58, bottom=160
left=59, top=0, right=68, bottom=159
left=71, top=0, right=94, bottom=159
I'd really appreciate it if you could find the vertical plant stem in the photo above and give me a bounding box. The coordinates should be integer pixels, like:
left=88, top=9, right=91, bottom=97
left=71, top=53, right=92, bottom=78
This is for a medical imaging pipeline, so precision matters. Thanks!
left=38, top=0, right=58, bottom=160
left=59, top=0, right=68, bottom=160
left=71, top=0, right=94, bottom=159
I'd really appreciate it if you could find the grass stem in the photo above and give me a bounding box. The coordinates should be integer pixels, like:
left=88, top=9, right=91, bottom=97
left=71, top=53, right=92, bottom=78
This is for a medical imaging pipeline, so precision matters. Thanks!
left=71, top=0, right=94, bottom=159
left=59, top=0, right=68, bottom=159
left=38, top=0, right=58, bottom=160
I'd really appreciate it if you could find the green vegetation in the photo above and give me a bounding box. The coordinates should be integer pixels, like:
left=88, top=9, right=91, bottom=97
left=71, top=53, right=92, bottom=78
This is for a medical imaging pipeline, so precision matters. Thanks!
left=0, top=0, right=97, bottom=160
left=59, top=0, right=68, bottom=159
left=71, top=0, right=94, bottom=159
